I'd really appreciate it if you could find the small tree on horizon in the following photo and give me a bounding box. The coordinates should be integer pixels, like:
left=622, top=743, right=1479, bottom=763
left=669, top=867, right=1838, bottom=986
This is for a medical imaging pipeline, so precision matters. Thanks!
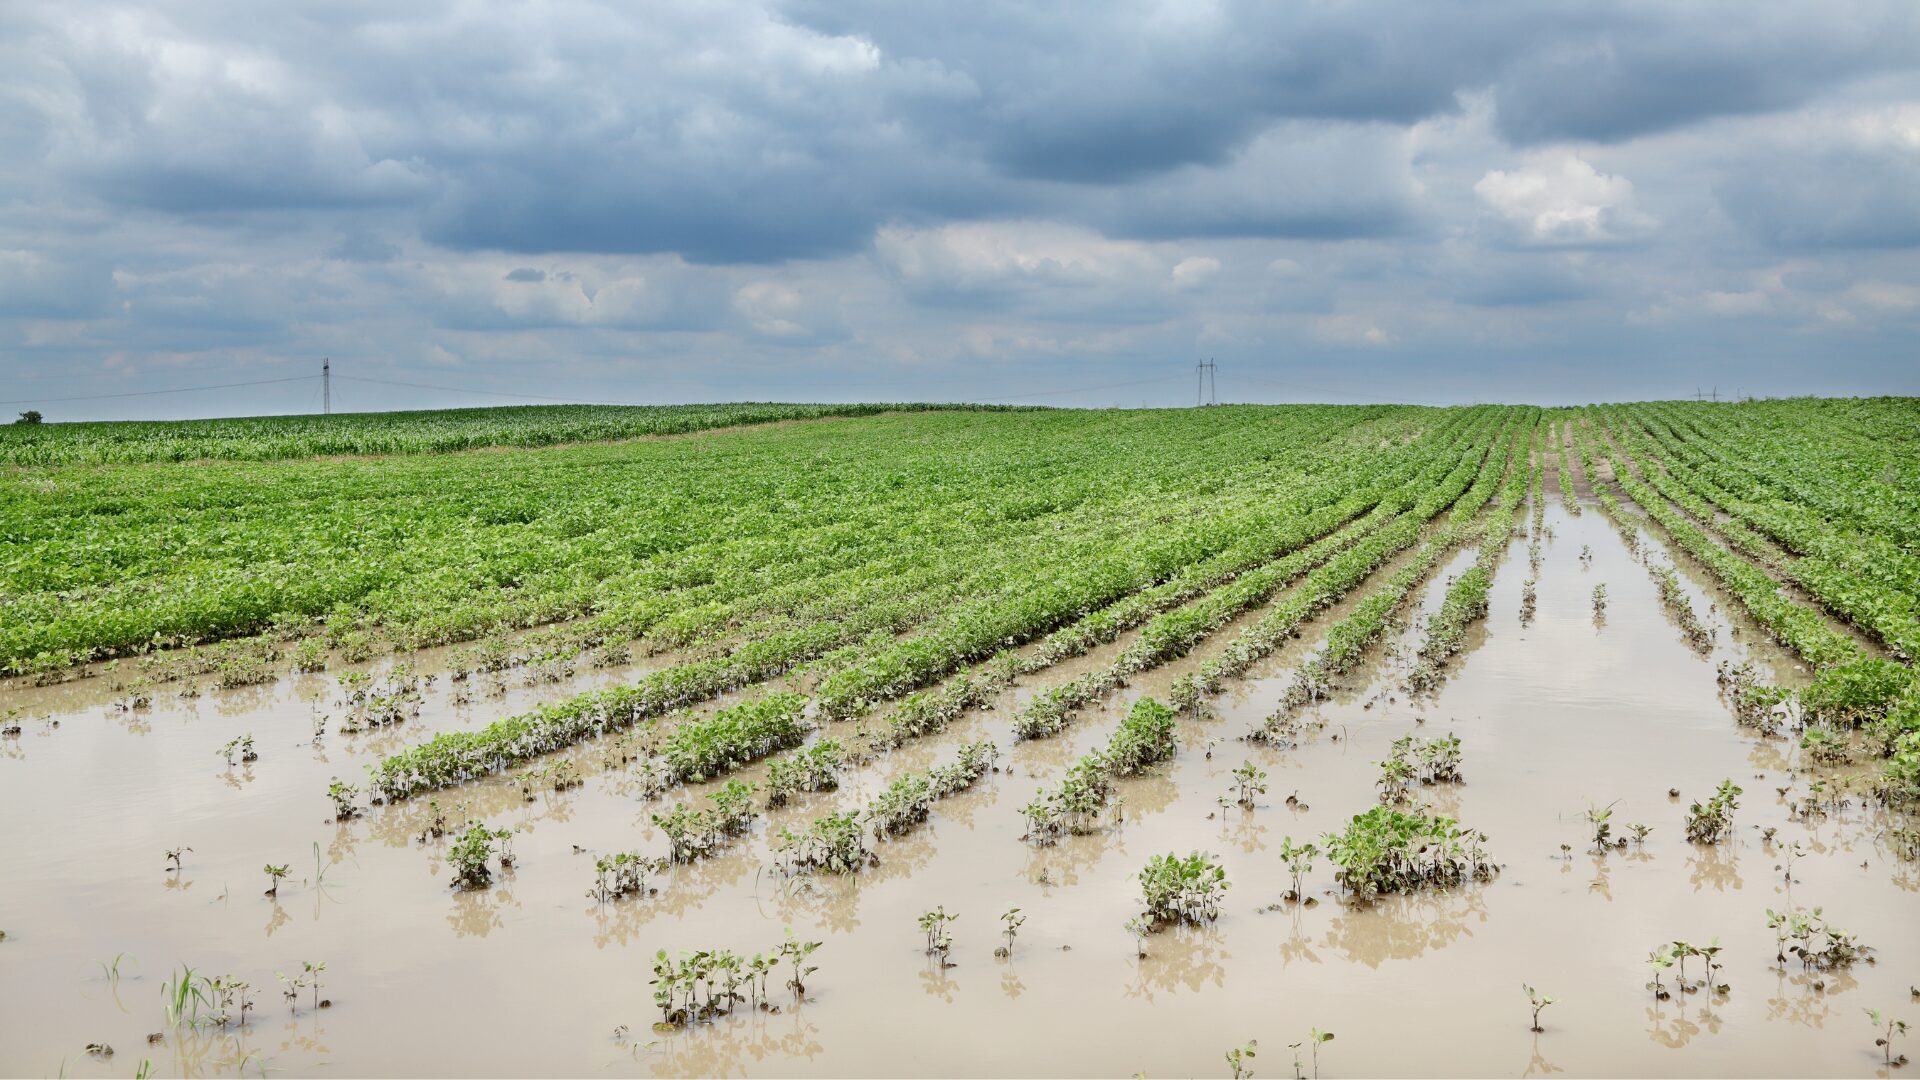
left=14, top=410, right=43, bottom=425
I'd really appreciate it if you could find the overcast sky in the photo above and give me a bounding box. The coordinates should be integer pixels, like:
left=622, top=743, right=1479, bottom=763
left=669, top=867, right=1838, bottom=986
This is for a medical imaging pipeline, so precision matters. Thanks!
left=4, top=0, right=1919, bottom=419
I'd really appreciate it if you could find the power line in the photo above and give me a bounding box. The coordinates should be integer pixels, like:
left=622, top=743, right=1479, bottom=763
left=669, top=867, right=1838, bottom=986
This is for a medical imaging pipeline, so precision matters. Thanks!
left=0, top=375, right=317, bottom=406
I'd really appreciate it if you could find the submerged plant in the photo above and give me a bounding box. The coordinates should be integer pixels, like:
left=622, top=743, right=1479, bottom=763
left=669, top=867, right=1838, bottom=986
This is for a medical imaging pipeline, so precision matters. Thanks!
left=1226, top=1038, right=1258, bottom=1080
left=326, top=778, right=359, bottom=821
left=218, top=735, right=257, bottom=766
left=1321, top=805, right=1497, bottom=902
left=164, top=847, right=191, bottom=873
left=1277, top=836, right=1319, bottom=903
left=1868, top=1009, right=1911, bottom=1068
left=918, top=906, right=958, bottom=967
left=1585, top=801, right=1618, bottom=853
left=998, top=907, right=1025, bottom=958
left=1767, top=907, right=1872, bottom=970
left=262, top=864, right=289, bottom=897
left=1524, top=984, right=1555, bottom=1032
left=1287, top=1029, right=1333, bottom=1080
left=1228, top=759, right=1268, bottom=809
left=1137, top=851, right=1228, bottom=928
left=1683, top=780, right=1741, bottom=844
left=448, top=822, right=500, bottom=889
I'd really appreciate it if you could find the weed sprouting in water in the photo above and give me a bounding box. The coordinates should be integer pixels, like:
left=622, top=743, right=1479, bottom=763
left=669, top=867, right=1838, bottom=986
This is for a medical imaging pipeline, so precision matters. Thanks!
left=164, top=847, right=191, bottom=873
left=1590, top=584, right=1607, bottom=617
left=1683, top=780, right=1741, bottom=844
left=918, top=906, right=958, bottom=967
left=262, top=864, right=289, bottom=897
left=1524, top=984, right=1555, bottom=1032
left=1627, top=822, right=1653, bottom=847
left=1226, top=1038, right=1258, bottom=1079
left=1868, top=1008, right=1911, bottom=1067
left=160, top=965, right=212, bottom=1028
left=1123, top=917, right=1150, bottom=959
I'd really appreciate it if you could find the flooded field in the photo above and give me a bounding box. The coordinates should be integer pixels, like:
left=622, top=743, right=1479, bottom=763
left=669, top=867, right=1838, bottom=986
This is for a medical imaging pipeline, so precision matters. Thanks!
left=5, top=494, right=1915, bottom=1078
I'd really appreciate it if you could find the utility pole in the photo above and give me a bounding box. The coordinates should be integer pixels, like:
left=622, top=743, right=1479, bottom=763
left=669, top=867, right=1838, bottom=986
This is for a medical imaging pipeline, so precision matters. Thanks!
left=323, top=358, right=331, bottom=415
left=1196, top=358, right=1217, bottom=406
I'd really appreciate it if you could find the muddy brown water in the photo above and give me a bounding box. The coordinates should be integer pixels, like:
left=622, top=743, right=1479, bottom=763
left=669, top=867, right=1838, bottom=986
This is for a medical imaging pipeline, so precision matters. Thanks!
left=3, top=503, right=1916, bottom=1078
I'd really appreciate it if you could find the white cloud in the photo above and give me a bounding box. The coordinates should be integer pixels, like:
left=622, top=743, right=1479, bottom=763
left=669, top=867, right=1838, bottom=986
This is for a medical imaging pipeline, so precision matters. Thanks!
left=1314, top=313, right=1393, bottom=346
left=1170, top=256, right=1221, bottom=290
left=1475, top=152, right=1655, bottom=245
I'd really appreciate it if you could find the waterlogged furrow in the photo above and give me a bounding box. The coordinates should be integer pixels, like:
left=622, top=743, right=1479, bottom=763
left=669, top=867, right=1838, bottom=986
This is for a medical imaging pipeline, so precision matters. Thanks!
left=806, top=414, right=1474, bottom=723
left=1619, top=405, right=1920, bottom=659
left=1266, top=416, right=1525, bottom=718
left=1011, top=421, right=1503, bottom=739
left=363, top=415, right=1455, bottom=799
left=1409, top=419, right=1540, bottom=690
left=1159, top=420, right=1518, bottom=714
left=1578, top=412, right=1861, bottom=669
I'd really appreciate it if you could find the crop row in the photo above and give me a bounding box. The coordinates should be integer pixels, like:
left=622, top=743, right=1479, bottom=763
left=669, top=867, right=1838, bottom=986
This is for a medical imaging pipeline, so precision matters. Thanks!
left=1613, top=405, right=1919, bottom=660
left=1014, top=409, right=1507, bottom=738
left=1575, top=413, right=1861, bottom=668
left=1409, top=417, right=1540, bottom=690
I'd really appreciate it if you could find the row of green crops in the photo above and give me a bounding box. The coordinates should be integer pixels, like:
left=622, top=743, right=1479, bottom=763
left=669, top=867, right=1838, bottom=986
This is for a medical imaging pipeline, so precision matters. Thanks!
left=0, top=402, right=1000, bottom=465
left=3, top=406, right=1406, bottom=674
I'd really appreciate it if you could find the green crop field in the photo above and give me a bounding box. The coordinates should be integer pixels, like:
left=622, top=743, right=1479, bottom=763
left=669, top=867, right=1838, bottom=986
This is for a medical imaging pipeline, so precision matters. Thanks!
left=3, top=398, right=1917, bottom=1077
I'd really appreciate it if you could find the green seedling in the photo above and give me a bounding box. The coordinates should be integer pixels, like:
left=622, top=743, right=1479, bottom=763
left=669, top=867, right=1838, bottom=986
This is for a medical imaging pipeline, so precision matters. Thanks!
left=1287, top=1029, right=1333, bottom=1080
left=918, top=906, right=958, bottom=967
left=1277, top=836, right=1319, bottom=903
left=1123, top=917, right=1150, bottom=959
left=1524, top=984, right=1554, bottom=1032
left=1684, top=780, right=1741, bottom=844
left=1627, top=822, right=1653, bottom=847
left=1586, top=801, right=1618, bottom=853
left=1229, top=760, right=1268, bottom=809
left=1226, top=1038, right=1257, bottom=1079
left=262, top=864, right=289, bottom=897
left=1137, top=851, right=1228, bottom=927
left=448, top=822, right=498, bottom=889
left=998, top=907, right=1025, bottom=958
left=1867, top=1009, right=1910, bottom=1067
left=326, top=778, right=358, bottom=821
left=218, top=735, right=257, bottom=766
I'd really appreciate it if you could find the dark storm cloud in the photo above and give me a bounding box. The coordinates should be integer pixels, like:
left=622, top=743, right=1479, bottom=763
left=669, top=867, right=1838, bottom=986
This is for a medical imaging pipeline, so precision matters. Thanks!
left=2, top=0, right=1918, bottom=414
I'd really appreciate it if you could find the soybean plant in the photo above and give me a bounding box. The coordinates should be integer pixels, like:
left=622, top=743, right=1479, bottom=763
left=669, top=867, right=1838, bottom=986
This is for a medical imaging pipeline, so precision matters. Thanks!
left=262, top=864, right=289, bottom=897
left=1226, top=1038, right=1257, bottom=1079
left=1867, top=1009, right=1910, bottom=1067
left=1524, top=984, right=1555, bottom=1032
left=998, top=907, right=1025, bottom=958
left=918, top=906, right=958, bottom=968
